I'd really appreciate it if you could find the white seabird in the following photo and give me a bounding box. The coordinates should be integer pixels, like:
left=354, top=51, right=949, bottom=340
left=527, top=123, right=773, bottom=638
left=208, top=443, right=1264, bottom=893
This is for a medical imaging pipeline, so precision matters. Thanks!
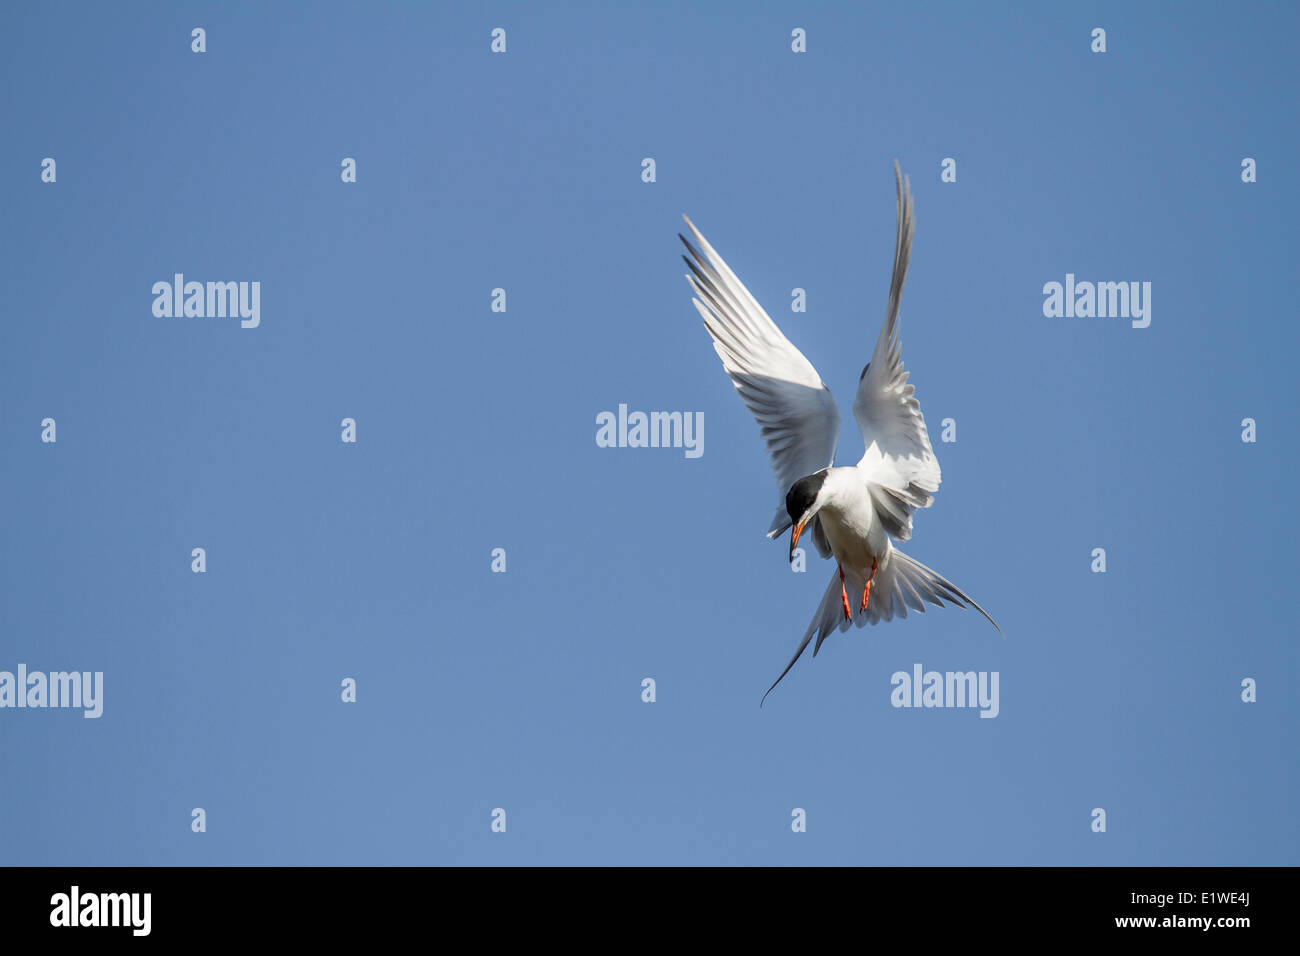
left=680, top=161, right=1002, bottom=704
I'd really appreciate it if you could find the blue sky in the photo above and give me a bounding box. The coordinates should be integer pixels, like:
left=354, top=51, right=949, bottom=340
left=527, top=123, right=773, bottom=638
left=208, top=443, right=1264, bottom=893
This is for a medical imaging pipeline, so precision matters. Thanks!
left=2, top=1, right=1296, bottom=865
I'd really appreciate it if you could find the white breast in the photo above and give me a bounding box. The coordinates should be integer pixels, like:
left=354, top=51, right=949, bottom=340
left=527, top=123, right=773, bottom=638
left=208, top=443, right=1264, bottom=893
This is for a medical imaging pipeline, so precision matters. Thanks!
left=816, top=467, right=889, bottom=571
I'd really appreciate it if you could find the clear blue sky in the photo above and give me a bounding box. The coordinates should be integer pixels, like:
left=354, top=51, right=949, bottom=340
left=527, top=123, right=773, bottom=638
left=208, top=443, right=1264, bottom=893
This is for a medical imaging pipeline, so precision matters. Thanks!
left=2, top=1, right=1296, bottom=865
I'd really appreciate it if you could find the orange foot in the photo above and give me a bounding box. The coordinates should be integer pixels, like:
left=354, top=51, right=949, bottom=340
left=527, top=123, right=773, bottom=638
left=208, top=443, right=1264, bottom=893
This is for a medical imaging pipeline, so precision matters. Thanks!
left=839, top=565, right=852, bottom=621
left=860, top=558, right=879, bottom=611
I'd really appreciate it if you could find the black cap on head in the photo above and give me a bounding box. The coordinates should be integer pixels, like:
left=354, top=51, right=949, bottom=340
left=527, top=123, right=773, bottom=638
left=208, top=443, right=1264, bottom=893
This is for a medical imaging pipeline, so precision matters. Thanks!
left=786, top=470, right=829, bottom=524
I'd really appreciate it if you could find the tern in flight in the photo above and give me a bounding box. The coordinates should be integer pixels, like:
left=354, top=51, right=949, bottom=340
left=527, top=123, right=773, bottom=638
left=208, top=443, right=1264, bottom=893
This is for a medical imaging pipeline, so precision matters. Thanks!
left=680, top=161, right=1001, bottom=704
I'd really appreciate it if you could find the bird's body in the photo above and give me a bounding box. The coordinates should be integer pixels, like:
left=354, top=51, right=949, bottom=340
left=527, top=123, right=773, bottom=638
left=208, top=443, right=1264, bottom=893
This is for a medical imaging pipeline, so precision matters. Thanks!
left=813, top=467, right=890, bottom=572
left=681, top=161, right=1001, bottom=703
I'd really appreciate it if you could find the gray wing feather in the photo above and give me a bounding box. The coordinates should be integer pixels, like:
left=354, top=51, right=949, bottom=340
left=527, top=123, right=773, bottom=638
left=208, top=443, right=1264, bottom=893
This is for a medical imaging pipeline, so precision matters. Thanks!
left=854, top=162, right=942, bottom=543
left=682, top=216, right=840, bottom=537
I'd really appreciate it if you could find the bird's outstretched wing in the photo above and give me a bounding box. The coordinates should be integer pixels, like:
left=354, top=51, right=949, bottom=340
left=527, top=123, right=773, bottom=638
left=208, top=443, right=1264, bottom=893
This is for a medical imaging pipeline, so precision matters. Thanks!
left=681, top=215, right=840, bottom=540
left=852, top=161, right=941, bottom=543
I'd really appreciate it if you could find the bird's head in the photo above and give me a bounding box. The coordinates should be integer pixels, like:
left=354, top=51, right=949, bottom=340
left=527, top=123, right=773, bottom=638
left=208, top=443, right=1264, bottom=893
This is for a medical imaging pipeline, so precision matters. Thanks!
left=785, top=470, right=831, bottom=563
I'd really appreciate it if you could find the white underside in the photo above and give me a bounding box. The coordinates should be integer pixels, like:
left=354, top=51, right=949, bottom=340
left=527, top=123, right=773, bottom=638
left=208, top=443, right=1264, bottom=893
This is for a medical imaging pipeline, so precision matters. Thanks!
left=814, top=466, right=894, bottom=595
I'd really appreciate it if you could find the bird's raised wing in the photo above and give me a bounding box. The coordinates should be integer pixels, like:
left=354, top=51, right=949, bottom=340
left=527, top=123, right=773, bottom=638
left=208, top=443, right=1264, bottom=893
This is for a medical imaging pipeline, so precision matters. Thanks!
left=681, top=215, right=840, bottom=539
left=852, top=162, right=941, bottom=542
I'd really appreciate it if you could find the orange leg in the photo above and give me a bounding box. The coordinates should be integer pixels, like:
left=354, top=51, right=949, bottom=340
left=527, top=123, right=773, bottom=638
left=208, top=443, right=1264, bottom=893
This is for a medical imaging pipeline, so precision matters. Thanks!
left=860, top=558, right=879, bottom=611
left=838, top=565, right=852, bottom=620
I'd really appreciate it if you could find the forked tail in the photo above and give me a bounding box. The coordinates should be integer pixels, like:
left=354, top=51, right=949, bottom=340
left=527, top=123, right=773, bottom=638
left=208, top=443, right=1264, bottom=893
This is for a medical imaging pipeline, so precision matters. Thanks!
left=761, top=548, right=1001, bottom=706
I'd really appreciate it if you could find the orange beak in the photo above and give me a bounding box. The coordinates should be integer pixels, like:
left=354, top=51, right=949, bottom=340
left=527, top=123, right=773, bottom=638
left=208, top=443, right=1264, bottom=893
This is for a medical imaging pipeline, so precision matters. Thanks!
left=789, top=518, right=807, bottom=563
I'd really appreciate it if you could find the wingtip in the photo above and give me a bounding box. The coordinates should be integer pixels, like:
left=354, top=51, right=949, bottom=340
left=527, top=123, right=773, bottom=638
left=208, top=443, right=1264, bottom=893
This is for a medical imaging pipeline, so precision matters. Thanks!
left=891, top=158, right=911, bottom=204
left=680, top=215, right=712, bottom=251
left=979, top=607, right=1004, bottom=638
